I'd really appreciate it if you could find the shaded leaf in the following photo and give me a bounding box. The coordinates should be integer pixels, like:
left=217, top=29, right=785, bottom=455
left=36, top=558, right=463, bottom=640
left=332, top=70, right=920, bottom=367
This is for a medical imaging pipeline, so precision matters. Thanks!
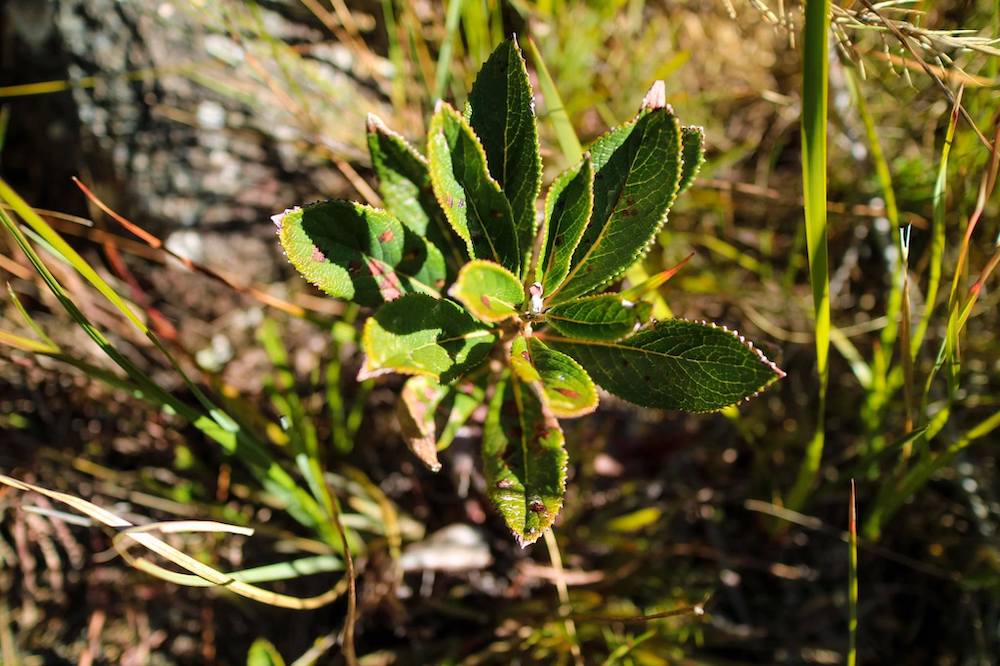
left=511, top=336, right=598, bottom=418
left=276, top=201, right=445, bottom=307
left=360, top=294, right=496, bottom=383
left=468, top=37, right=542, bottom=271
left=449, top=259, right=524, bottom=322
left=398, top=375, right=448, bottom=471
left=483, top=373, right=567, bottom=546
left=437, top=379, right=487, bottom=451
left=678, top=125, right=706, bottom=194
left=367, top=113, right=465, bottom=272
left=427, top=101, right=520, bottom=274
left=545, top=293, right=651, bottom=341
left=536, top=155, right=594, bottom=295
left=548, top=106, right=683, bottom=303
left=544, top=319, right=784, bottom=412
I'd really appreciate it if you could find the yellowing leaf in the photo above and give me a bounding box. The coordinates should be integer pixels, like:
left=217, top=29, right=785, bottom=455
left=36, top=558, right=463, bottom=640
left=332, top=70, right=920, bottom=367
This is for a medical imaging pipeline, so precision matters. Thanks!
left=449, top=259, right=525, bottom=322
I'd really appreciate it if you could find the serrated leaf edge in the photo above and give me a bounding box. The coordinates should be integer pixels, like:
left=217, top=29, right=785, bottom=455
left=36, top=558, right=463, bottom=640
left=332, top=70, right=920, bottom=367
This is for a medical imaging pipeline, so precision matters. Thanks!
left=448, top=258, right=525, bottom=323
left=540, top=317, right=785, bottom=413
left=548, top=107, right=683, bottom=302
left=273, top=201, right=442, bottom=303
left=358, top=313, right=495, bottom=382
left=427, top=101, right=518, bottom=269
left=524, top=336, right=599, bottom=418
left=544, top=291, right=651, bottom=342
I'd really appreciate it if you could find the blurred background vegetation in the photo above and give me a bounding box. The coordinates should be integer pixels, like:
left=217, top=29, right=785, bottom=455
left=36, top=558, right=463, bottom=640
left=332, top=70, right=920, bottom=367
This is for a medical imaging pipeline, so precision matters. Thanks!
left=0, top=0, right=998, bottom=663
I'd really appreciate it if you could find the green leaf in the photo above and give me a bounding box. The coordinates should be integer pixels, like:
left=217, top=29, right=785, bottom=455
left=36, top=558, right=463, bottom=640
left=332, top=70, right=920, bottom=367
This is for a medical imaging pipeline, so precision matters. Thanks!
left=367, top=113, right=465, bottom=272
left=543, top=319, right=784, bottom=412
left=360, top=293, right=496, bottom=383
left=545, top=293, right=651, bottom=341
left=678, top=125, right=705, bottom=194
left=276, top=201, right=445, bottom=307
left=547, top=105, right=683, bottom=303
left=536, top=155, right=594, bottom=295
left=247, top=639, right=286, bottom=666
left=483, top=373, right=567, bottom=546
left=437, top=379, right=486, bottom=451
left=398, top=375, right=449, bottom=471
left=468, top=37, right=542, bottom=272
left=511, top=336, right=598, bottom=418
left=427, top=101, right=520, bottom=274
left=449, top=259, right=524, bottom=322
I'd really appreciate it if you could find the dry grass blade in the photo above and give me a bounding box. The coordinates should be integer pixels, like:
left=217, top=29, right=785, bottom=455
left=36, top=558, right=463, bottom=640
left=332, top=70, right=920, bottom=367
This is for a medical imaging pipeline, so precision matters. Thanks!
left=70, top=177, right=318, bottom=320
left=855, top=0, right=993, bottom=149
left=543, top=528, right=583, bottom=666
left=0, top=474, right=349, bottom=610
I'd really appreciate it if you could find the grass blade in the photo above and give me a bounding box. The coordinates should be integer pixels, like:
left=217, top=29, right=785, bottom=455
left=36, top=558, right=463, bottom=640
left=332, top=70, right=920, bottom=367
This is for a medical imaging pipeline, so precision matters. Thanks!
left=911, top=89, right=962, bottom=357
left=523, top=37, right=583, bottom=165
left=848, top=480, right=859, bottom=666
left=433, top=0, right=465, bottom=100
left=787, top=0, right=831, bottom=511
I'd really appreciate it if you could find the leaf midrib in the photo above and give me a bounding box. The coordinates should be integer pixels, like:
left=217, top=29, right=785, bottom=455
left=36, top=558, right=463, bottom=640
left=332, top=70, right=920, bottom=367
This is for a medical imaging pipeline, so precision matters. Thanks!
left=545, top=118, right=651, bottom=302
left=389, top=329, right=495, bottom=361
left=538, top=332, right=750, bottom=367
left=324, top=238, right=441, bottom=298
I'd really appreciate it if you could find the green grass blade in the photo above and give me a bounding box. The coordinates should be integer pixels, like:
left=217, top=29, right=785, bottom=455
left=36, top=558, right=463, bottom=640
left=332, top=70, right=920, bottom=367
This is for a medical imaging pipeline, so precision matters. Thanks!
left=787, top=0, right=831, bottom=511
left=0, top=177, right=146, bottom=331
left=848, top=480, right=859, bottom=666
left=863, top=408, right=1000, bottom=539
left=0, top=205, right=333, bottom=542
left=433, top=0, right=465, bottom=100
left=911, top=92, right=961, bottom=357
left=7, top=283, right=59, bottom=350
left=523, top=37, right=583, bottom=165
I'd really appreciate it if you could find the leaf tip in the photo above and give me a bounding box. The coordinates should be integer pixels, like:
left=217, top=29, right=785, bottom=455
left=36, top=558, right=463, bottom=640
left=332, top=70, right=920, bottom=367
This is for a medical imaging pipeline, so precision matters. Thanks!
left=366, top=112, right=385, bottom=133
left=642, top=80, right=667, bottom=110
left=357, top=356, right=393, bottom=382
left=698, top=319, right=785, bottom=384
left=270, top=206, right=298, bottom=233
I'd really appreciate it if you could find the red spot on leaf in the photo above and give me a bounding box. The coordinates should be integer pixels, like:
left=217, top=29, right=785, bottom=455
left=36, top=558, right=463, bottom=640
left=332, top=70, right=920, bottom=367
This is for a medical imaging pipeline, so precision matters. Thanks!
left=480, top=294, right=492, bottom=309
left=365, top=257, right=403, bottom=301
left=312, top=246, right=326, bottom=262
left=379, top=229, right=395, bottom=243
left=555, top=388, right=581, bottom=400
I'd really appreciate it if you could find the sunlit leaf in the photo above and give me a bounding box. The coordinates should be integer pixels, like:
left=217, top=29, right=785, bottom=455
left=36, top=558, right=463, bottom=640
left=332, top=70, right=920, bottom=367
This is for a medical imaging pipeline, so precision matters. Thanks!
left=276, top=201, right=445, bottom=306
left=483, top=373, right=567, bottom=546
left=512, top=336, right=598, bottom=418
left=544, top=319, right=784, bottom=412
left=247, top=638, right=286, bottom=666
left=548, top=100, right=683, bottom=303
left=427, top=101, right=520, bottom=274
left=545, top=293, right=651, bottom=341
left=360, top=294, right=496, bottom=382
left=367, top=113, right=465, bottom=272
left=536, top=155, right=594, bottom=295
left=449, top=259, right=525, bottom=322
left=678, top=125, right=706, bottom=194
left=468, top=37, right=542, bottom=271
